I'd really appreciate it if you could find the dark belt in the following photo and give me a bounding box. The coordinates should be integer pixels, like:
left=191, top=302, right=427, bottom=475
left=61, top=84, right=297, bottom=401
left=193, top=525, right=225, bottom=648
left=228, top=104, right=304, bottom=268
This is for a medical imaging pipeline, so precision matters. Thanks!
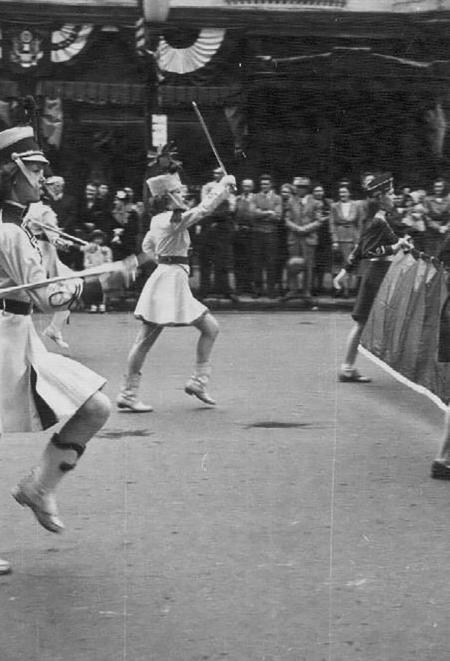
left=158, top=255, right=189, bottom=265
left=1, top=298, right=32, bottom=315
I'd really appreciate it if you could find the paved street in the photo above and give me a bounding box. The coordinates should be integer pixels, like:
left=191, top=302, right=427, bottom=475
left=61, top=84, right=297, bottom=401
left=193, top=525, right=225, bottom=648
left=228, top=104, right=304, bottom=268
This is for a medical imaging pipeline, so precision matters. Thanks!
left=0, top=310, right=448, bottom=661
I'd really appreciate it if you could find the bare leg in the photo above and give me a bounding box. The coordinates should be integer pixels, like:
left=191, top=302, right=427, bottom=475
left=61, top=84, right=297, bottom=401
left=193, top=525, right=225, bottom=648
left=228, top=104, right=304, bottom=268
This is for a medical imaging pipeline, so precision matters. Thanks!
left=343, top=321, right=365, bottom=367
left=117, top=322, right=162, bottom=412
left=192, top=312, right=219, bottom=365
left=13, top=390, right=111, bottom=532
left=127, top=322, right=163, bottom=375
left=185, top=312, right=220, bottom=405
left=58, top=390, right=111, bottom=446
left=338, top=321, right=371, bottom=383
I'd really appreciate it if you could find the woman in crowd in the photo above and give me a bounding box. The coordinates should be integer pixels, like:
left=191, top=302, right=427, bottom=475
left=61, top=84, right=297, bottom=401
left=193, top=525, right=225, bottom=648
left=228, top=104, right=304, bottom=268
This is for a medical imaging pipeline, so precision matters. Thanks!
left=329, top=184, right=363, bottom=297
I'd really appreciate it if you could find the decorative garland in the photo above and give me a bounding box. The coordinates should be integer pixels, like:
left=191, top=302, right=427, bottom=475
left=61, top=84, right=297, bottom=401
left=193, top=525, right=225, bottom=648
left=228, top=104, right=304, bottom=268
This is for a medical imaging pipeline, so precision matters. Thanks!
left=51, top=24, right=93, bottom=64
left=156, top=28, right=226, bottom=75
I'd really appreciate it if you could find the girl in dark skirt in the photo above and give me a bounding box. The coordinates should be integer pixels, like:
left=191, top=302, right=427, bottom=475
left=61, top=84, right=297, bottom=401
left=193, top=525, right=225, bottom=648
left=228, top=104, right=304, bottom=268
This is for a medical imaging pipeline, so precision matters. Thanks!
left=333, top=173, right=412, bottom=383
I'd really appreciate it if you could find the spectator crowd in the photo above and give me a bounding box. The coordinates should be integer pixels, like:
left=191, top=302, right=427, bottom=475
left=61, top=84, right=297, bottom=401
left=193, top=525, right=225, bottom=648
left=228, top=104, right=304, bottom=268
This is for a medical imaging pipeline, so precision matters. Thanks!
left=44, top=170, right=450, bottom=308
left=191, top=170, right=450, bottom=303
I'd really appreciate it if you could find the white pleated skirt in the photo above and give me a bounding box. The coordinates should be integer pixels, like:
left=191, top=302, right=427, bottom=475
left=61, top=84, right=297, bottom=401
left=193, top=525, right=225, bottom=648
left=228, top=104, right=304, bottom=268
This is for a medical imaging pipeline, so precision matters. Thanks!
left=0, top=311, right=106, bottom=433
left=134, top=264, right=207, bottom=326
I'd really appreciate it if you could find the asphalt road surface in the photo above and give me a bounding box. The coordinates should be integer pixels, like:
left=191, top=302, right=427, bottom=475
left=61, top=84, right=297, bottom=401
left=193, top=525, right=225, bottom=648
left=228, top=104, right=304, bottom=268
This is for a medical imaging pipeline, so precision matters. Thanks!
left=0, top=311, right=448, bottom=661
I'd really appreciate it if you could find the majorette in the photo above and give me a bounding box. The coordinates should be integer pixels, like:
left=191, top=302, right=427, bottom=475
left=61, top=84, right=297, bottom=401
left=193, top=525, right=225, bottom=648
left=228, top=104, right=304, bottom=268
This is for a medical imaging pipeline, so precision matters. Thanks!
left=116, top=153, right=236, bottom=412
left=0, top=119, right=111, bottom=576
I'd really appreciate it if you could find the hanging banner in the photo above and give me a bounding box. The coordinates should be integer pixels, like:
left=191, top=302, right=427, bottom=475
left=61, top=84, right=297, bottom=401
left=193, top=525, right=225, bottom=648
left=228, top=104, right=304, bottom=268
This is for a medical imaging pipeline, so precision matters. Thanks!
left=51, top=25, right=93, bottom=64
left=0, top=23, right=92, bottom=73
left=156, top=29, right=226, bottom=75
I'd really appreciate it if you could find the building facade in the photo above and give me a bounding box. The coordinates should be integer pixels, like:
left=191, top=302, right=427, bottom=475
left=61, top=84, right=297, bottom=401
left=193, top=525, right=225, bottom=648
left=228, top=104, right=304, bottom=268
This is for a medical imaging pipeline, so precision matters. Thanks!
left=1, top=0, right=450, bottom=192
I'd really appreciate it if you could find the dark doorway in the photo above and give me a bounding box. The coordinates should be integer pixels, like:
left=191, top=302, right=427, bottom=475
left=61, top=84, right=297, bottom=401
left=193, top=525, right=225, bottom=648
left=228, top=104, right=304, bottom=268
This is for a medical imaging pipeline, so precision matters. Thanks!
left=57, top=104, right=147, bottom=200
left=247, top=78, right=434, bottom=193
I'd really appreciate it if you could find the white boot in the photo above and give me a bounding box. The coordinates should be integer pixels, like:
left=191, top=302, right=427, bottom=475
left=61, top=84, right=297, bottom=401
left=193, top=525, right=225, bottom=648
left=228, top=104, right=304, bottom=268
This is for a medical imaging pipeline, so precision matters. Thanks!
left=12, top=434, right=84, bottom=533
left=185, top=363, right=216, bottom=406
left=0, top=558, right=11, bottom=575
left=116, top=373, right=153, bottom=412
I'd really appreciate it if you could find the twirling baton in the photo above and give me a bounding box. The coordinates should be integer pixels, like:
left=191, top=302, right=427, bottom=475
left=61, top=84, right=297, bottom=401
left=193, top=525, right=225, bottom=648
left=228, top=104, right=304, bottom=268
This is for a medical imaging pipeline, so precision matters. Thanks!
left=28, top=220, right=90, bottom=246
left=0, top=253, right=152, bottom=297
left=192, top=101, right=228, bottom=175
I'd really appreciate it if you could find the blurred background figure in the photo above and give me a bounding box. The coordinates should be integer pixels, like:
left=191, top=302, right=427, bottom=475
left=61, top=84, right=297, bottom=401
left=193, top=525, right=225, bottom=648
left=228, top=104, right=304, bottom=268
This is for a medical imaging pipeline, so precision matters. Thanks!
left=312, top=184, right=332, bottom=299
left=277, top=183, right=293, bottom=296
left=424, top=178, right=450, bottom=256
left=251, top=174, right=281, bottom=299
left=110, top=189, right=139, bottom=261
left=82, top=229, right=113, bottom=313
left=329, top=184, right=363, bottom=297
left=198, top=167, right=236, bottom=300
left=233, top=178, right=256, bottom=296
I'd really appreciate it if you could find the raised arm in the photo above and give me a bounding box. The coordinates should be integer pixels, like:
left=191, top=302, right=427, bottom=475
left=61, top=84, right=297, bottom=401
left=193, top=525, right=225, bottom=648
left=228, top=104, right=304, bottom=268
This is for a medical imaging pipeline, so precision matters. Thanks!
left=175, top=175, right=236, bottom=231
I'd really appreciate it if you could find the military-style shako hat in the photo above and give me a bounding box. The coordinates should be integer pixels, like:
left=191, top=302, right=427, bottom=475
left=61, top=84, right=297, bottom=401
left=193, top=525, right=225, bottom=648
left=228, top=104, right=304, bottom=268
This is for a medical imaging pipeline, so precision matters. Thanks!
left=0, top=125, right=48, bottom=166
left=146, top=172, right=183, bottom=197
left=362, top=172, right=393, bottom=196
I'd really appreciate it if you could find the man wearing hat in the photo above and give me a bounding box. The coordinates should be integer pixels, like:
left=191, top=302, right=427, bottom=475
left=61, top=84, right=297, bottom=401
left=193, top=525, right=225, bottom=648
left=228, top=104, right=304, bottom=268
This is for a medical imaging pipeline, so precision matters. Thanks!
left=0, top=122, right=111, bottom=575
left=284, top=175, right=319, bottom=301
left=251, top=174, right=281, bottom=298
left=333, top=172, right=412, bottom=382
left=116, top=167, right=236, bottom=411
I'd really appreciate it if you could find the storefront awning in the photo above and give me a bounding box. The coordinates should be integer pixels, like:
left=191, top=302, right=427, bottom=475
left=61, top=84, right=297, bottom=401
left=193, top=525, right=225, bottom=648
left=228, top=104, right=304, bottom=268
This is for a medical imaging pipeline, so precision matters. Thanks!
left=253, top=47, right=450, bottom=80
left=36, top=80, right=145, bottom=105
left=159, top=84, right=242, bottom=107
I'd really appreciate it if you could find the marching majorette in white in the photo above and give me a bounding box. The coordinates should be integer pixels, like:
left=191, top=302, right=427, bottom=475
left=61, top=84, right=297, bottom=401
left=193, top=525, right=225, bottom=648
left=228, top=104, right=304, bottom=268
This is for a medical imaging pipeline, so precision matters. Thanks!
left=116, top=168, right=236, bottom=412
left=23, top=189, right=75, bottom=351
left=0, top=122, right=111, bottom=575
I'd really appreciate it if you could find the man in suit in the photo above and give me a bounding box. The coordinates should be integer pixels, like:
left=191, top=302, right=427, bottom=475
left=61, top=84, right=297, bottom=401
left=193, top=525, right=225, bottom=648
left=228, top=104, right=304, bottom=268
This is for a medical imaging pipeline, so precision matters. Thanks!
left=233, top=178, right=256, bottom=295
left=284, top=176, right=320, bottom=301
left=251, top=174, right=281, bottom=298
left=198, top=168, right=236, bottom=299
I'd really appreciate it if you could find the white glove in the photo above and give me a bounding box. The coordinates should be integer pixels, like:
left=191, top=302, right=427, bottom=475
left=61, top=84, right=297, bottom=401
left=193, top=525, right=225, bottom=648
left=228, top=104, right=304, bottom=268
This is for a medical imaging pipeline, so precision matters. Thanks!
left=333, top=269, right=347, bottom=291
left=222, top=174, right=236, bottom=187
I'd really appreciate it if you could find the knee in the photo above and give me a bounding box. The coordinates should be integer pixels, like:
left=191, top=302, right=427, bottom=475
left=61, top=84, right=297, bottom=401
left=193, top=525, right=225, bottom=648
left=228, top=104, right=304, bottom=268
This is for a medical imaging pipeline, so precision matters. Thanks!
left=203, top=315, right=220, bottom=339
left=80, top=390, right=112, bottom=425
